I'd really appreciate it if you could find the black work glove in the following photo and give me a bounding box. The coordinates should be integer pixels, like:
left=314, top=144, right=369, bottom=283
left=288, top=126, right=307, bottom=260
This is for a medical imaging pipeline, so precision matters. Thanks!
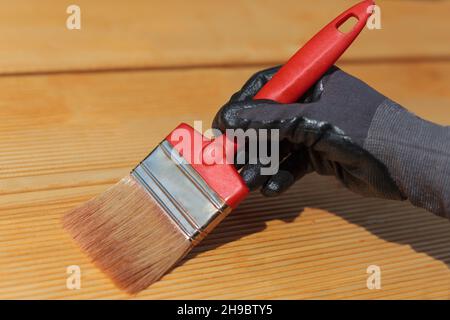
left=213, top=66, right=405, bottom=201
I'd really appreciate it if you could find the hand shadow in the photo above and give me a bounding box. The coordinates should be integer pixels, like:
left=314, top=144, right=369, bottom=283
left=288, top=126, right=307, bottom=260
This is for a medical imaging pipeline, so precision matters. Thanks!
left=180, top=173, right=450, bottom=271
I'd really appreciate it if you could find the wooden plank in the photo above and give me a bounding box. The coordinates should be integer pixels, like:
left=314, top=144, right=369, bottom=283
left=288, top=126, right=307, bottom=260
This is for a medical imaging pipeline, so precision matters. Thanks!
left=0, top=61, right=449, bottom=299
left=3, top=174, right=450, bottom=299
left=0, top=0, right=448, bottom=74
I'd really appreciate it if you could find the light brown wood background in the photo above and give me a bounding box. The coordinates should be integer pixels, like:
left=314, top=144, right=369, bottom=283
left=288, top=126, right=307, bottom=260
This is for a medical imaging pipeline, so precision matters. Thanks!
left=0, top=0, right=449, bottom=299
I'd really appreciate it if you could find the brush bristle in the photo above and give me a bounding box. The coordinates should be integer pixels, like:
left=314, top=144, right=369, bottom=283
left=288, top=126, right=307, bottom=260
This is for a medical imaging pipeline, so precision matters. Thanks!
left=62, top=175, right=192, bottom=294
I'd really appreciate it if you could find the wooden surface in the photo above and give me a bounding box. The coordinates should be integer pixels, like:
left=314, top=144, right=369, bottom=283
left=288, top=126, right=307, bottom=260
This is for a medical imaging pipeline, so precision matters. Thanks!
left=0, top=0, right=449, bottom=299
left=1, top=0, right=449, bottom=74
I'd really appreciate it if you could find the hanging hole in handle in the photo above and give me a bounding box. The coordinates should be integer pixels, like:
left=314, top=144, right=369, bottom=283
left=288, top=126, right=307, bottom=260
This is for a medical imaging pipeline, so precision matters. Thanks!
left=337, top=15, right=359, bottom=34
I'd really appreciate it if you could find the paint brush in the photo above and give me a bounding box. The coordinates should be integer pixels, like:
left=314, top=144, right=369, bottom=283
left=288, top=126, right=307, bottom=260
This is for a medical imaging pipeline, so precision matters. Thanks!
left=63, top=0, right=375, bottom=294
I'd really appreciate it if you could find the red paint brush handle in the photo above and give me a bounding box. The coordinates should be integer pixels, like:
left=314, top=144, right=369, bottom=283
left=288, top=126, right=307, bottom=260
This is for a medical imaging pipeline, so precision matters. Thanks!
left=168, top=1, right=375, bottom=209
left=254, top=0, right=375, bottom=103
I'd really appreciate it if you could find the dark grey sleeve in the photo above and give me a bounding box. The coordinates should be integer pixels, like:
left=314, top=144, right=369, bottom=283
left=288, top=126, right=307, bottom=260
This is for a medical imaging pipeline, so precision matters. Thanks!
left=364, top=99, right=450, bottom=218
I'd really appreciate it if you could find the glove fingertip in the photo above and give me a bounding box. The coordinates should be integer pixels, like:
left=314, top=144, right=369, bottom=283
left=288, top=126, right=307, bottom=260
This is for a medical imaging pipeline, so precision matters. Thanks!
left=232, top=66, right=282, bottom=102
left=240, top=164, right=269, bottom=191
left=261, top=171, right=295, bottom=197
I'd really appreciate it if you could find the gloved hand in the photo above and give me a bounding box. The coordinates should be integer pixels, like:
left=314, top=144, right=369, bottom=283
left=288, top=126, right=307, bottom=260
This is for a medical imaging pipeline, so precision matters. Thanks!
left=213, top=66, right=405, bottom=201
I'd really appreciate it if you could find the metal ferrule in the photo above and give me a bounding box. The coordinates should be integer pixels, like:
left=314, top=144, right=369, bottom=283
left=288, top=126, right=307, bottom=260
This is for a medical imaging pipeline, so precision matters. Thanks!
left=131, top=140, right=231, bottom=244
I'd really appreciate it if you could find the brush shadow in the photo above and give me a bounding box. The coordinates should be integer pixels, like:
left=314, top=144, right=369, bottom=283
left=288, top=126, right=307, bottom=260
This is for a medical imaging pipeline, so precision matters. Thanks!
left=178, top=173, right=450, bottom=270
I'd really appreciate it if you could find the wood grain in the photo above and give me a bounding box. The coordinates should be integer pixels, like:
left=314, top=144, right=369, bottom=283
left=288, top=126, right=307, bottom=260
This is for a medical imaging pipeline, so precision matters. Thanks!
left=0, top=0, right=449, bottom=75
left=1, top=62, right=449, bottom=299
